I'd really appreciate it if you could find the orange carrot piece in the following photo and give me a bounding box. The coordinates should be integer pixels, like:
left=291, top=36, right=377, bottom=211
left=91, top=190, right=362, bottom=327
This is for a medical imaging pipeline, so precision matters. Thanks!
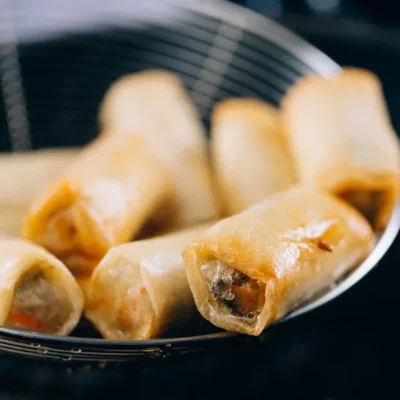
left=8, top=310, right=48, bottom=332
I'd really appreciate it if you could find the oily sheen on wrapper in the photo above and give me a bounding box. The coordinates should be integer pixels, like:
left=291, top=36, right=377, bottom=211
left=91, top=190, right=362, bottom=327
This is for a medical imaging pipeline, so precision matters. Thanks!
left=22, top=133, right=172, bottom=274
left=86, top=224, right=211, bottom=340
left=183, top=186, right=374, bottom=336
left=282, top=68, right=400, bottom=229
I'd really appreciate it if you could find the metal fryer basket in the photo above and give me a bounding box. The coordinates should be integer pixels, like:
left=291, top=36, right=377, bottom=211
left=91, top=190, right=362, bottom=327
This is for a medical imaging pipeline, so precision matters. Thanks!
left=0, top=0, right=398, bottom=366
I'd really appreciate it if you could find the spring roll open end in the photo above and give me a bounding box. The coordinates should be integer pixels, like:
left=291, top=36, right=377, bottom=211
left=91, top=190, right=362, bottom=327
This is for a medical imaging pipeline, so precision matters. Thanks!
left=86, top=253, right=156, bottom=340
left=5, top=266, right=74, bottom=334
left=311, top=168, right=400, bottom=231
left=338, top=188, right=394, bottom=231
left=200, top=260, right=266, bottom=320
left=183, top=248, right=277, bottom=336
left=311, top=165, right=400, bottom=231
left=22, top=181, right=109, bottom=272
left=0, top=240, right=84, bottom=336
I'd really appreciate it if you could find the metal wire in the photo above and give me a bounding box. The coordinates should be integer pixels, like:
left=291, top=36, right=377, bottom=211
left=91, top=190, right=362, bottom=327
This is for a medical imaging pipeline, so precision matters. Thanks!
left=0, top=0, right=31, bottom=151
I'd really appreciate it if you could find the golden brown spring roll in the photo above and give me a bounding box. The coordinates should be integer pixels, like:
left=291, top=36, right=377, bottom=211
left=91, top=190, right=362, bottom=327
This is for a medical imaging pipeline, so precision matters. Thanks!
left=0, top=149, right=79, bottom=235
left=211, top=98, right=296, bottom=216
left=282, top=68, right=400, bottom=229
left=99, top=70, right=220, bottom=228
left=22, top=133, right=172, bottom=274
left=183, top=186, right=374, bottom=336
left=86, top=223, right=211, bottom=340
left=0, top=239, right=83, bottom=335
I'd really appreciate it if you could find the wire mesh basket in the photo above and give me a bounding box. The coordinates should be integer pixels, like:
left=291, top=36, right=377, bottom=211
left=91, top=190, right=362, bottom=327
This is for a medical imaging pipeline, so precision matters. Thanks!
left=0, top=0, right=398, bottom=366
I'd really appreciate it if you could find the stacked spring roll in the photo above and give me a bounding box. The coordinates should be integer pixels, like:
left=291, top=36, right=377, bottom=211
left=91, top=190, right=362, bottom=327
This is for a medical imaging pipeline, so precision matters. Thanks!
left=0, top=66, right=395, bottom=341
left=282, top=68, right=400, bottom=229
left=0, top=239, right=83, bottom=335
left=183, top=186, right=374, bottom=336
left=211, top=98, right=296, bottom=215
left=85, top=223, right=211, bottom=340
left=22, top=133, right=172, bottom=273
left=99, top=70, right=220, bottom=228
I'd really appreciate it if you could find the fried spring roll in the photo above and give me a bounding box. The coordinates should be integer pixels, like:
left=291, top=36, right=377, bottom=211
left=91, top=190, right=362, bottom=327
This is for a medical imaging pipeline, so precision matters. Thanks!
left=99, top=70, right=220, bottom=228
left=22, top=134, right=172, bottom=273
left=0, top=149, right=78, bottom=235
left=183, top=186, right=374, bottom=336
left=0, top=239, right=83, bottom=335
left=86, top=224, right=211, bottom=340
left=282, top=68, right=400, bottom=229
left=211, top=98, right=296, bottom=215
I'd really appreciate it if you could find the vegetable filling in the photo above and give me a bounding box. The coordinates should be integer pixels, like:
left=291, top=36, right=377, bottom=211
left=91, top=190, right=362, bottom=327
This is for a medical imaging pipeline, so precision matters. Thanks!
left=339, top=189, right=384, bottom=226
left=5, top=269, right=72, bottom=334
left=201, top=261, right=265, bottom=320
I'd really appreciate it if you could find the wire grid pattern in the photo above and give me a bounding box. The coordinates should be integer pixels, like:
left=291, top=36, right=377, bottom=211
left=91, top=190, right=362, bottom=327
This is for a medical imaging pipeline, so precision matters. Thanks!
left=0, top=0, right=339, bottom=152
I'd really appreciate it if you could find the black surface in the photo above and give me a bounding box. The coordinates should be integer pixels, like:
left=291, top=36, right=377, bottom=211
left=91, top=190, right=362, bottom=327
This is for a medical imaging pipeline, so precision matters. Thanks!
left=1, top=4, right=400, bottom=400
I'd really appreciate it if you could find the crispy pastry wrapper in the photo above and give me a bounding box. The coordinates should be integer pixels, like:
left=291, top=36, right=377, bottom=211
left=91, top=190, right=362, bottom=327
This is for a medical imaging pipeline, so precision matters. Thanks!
left=0, top=239, right=83, bottom=335
left=99, top=69, right=220, bottom=228
left=282, top=68, right=400, bottom=229
left=0, top=149, right=78, bottom=236
left=183, top=186, right=374, bottom=336
left=85, top=223, right=211, bottom=340
left=211, top=98, right=296, bottom=215
left=22, top=133, right=172, bottom=274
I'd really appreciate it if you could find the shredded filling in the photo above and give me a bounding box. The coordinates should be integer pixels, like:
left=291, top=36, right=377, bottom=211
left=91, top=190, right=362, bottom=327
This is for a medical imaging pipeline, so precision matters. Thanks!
left=5, top=269, right=72, bottom=334
left=37, top=208, right=104, bottom=273
left=339, top=190, right=384, bottom=226
left=201, top=261, right=265, bottom=320
left=39, top=208, right=78, bottom=255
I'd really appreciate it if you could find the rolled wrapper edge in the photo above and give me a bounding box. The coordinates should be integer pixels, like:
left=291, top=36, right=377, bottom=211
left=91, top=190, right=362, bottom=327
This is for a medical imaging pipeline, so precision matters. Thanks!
left=183, top=188, right=374, bottom=336
left=0, top=239, right=84, bottom=336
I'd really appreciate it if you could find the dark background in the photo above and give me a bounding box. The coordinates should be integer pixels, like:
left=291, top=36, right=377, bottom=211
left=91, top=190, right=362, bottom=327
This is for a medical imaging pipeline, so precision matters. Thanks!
left=234, top=0, right=399, bottom=25
left=1, top=1, right=400, bottom=399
